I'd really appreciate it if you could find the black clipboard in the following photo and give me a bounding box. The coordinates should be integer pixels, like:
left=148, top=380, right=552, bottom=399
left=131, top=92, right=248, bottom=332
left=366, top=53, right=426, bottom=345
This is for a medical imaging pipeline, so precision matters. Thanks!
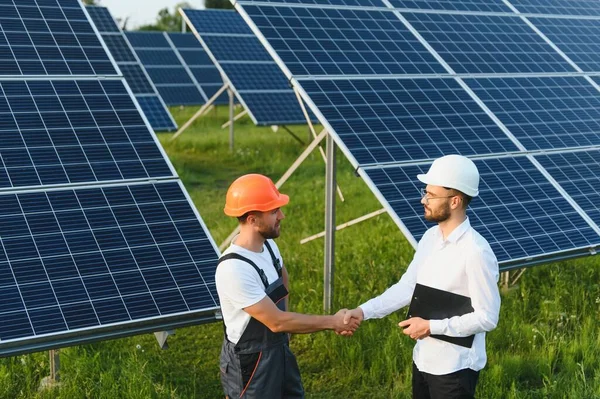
left=405, top=283, right=475, bottom=348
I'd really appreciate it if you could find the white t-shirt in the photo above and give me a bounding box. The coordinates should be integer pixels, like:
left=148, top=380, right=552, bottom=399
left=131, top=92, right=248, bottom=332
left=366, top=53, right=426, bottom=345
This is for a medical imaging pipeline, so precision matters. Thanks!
left=216, top=238, right=284, bottom=344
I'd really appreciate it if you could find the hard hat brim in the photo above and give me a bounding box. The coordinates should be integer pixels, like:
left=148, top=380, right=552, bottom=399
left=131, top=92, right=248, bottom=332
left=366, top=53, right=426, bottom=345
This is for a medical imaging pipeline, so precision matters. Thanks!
left=417, top=173, right=479, bottom=197
left=224, top=194, right=289, bottom=217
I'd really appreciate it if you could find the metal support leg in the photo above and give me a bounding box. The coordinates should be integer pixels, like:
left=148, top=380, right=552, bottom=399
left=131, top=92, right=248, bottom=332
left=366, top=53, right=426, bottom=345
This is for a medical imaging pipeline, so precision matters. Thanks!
left=324, top=133, right=336, bottom=313
left=50, top=349, right=59, bottom=382
left=229, top=89, right=234, bottom=152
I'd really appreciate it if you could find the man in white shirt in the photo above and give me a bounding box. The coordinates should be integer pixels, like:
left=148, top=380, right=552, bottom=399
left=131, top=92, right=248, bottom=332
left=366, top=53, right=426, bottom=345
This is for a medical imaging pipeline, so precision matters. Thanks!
left=343, top=155, right=501, bottom=399
left=217, top=173, right=359, bottom=398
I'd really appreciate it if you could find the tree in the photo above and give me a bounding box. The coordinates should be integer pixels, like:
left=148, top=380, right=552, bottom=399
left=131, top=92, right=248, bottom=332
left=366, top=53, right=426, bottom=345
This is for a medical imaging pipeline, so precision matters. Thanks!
left=205, top=0, right=234, bottom=9
left=136, top=2, right=193, bottom=32
left=82, top=0, right=99, bottom=5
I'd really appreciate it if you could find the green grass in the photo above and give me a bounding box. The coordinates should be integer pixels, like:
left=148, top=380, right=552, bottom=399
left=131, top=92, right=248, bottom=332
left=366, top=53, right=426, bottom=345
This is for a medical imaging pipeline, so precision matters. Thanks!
left=1, top=106, right=599, bottom=398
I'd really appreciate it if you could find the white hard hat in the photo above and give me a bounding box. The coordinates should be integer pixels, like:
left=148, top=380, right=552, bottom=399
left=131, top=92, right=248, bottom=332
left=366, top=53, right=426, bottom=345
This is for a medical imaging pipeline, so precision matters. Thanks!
left=417, top=155, right=480, bottom=197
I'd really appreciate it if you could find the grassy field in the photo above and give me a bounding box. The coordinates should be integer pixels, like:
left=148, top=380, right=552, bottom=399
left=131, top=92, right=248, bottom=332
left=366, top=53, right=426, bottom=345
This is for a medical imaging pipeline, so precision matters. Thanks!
left=0, top=105, right=599, bottom=398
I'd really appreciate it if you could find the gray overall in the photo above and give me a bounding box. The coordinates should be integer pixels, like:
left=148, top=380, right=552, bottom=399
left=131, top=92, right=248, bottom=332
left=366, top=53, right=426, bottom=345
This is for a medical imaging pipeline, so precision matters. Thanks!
left=218, top=242, right=304, bottom=399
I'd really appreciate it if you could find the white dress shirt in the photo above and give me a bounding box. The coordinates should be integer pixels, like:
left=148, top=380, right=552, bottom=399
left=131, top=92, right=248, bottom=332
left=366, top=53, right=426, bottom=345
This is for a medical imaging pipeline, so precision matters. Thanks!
left=360, top=217, right=500, bottom=375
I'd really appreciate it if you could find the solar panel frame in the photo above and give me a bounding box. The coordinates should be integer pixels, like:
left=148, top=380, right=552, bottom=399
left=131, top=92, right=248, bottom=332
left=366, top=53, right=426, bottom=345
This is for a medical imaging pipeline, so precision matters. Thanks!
left=86, top=6, right=177, bottom=132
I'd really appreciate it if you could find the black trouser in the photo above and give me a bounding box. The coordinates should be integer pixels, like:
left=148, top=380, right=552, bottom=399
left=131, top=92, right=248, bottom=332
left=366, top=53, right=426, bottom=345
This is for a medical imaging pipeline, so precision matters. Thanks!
left=412, top=362, right=479, bottom=399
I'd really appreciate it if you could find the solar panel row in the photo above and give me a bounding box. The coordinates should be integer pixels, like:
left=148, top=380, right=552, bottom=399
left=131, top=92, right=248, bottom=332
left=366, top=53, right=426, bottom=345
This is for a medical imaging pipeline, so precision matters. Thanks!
left=86, top=6, right=177, bottom=132
left=233, top=0, right=600, bottom=269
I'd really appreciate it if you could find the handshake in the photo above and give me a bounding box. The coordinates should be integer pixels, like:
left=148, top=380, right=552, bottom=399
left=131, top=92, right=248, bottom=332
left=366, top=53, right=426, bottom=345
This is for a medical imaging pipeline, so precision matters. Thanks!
left=331, top=307, right=364, bottom=336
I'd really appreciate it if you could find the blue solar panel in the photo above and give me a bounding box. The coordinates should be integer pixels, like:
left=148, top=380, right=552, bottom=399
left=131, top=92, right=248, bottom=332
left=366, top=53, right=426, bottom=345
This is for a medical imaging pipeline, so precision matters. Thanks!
left=87, top=6, right=176, bottom=132
left=240, top=5, right=446, bottom=76
left=527, top=17, right=600, bottom=73
left=119, top=64, right=155, bottom=94
left=510, top=0, right=600, bottom=16
left=0, top=79, right=173, bottom=188
left=182, top=8, right=310, bottom=125
left=466, top=76, right=600, bottom=151
left=126, top=32, right=208, bottom=106
left=201, top=36, right=274, bottom=62
left=167, top=33, right=228, bottom=105
left=404, top=12, right=576, bottom=74
left=301, top=77, right=519, bottom=166
left=85, top=4, right=120, bottom=33
left=100, top=35, right=138, bottom=63
left=0, top=181, right=219, bottom=342
left=0, top=0, right=116, bottom=76
left=364, top=156, right=600, bottom=268
left=535, top=150, right=600, bottom=228
left=241, top=0, right=387, bottom=6
left=388, top=0, right=511, bottom=12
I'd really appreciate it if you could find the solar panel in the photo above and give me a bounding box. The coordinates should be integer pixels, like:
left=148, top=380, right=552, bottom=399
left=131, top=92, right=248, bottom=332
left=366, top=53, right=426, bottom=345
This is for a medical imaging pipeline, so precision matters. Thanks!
left=126, top=32, right=208, bottom=106
left=0, top=181, right=218, bottom=344
left=527, top=17, right=600, bottom=72
left=0, top=0, right=220, bottom=355
left=232, top=0, right=600, bottom=268
left=465, top=76, right=600, bottom=151
left=0, top=79, right=173, bottom=189
left=535, top=150, right=600, bottom=227
left=300, top=77, right=519, bottom=165
left=86, top=6, right=176, bottom=132
left=181, top=8, right=311, bottom=125
left=363, top=156, right=600, bottom=268
left=510, top=0, right=600, bottom=16
left=404, top=12, right=576, bottom=74
left=239, top=5, right=446, bottom=76
left=388, top=0, right=512, bottom=13
left=0, top=0, right=116, bottom=76
left=167, top=33, right=228, bottom=105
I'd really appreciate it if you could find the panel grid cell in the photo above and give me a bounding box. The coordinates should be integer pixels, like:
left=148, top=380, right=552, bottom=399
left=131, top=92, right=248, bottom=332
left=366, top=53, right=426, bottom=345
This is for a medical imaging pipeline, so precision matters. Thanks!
left=183, top=8, right=311, bottom=125
left=510, top=0, right=600, bottom=17
left=240, top=5, right=446, bottom=76
left=535, top=150, right=600, bottom=228
left=126, top=31, right=207, bottom=106
left=86, top=6, right=176, bottom=131
left=0, top=0, right=116, bottom=76
left=528, top=17, right=600, bottom=73
left=301, top=77, right=519, bottom=165
left=388, top=0, right=512, bottom=12
left=404, top=12, right=576, bottom=74
left=466, top=76, right=600, bottom=151
left=167, top=32, right=228, bottom=105
left=365, top=157, right=600, bottom=267
left=0, top=181, right=219, bottom=342
left=0, top=79, right=173, bottom=189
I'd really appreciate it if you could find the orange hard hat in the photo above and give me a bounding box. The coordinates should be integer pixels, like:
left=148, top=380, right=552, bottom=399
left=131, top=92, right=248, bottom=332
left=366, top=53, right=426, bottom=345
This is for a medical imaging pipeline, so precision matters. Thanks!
left=224, top=174, right=289, bottom=217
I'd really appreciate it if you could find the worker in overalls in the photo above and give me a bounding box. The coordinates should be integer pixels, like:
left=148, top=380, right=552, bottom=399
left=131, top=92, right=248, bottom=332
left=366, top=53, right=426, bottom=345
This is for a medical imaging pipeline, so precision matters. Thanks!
left=216, top=174, right=360, bottom=398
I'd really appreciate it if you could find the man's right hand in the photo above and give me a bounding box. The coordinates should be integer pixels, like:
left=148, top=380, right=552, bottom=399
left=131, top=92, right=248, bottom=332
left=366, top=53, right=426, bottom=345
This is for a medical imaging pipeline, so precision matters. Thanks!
left=332, top=309, right=360, bottom=335
left=337, top=307, right=364, bottom=336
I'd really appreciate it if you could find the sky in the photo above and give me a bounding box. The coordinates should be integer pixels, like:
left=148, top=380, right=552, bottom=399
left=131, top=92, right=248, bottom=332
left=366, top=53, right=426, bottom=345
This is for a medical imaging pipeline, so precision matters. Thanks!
left=98, top=0, right=205, bottom=30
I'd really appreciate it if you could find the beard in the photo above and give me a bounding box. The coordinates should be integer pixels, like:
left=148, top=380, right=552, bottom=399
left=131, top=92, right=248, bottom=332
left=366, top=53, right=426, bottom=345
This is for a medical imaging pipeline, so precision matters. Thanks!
left=258, top=222, right=280, bottom=239
left=424, top=201, right=451, bottom=223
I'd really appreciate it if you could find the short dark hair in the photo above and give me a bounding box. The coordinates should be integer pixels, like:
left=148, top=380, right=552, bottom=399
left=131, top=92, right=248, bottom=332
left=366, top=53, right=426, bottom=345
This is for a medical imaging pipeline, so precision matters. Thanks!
left=444, top=187, right=472, bottom=209
left=237, top=210, right=260, bottom=223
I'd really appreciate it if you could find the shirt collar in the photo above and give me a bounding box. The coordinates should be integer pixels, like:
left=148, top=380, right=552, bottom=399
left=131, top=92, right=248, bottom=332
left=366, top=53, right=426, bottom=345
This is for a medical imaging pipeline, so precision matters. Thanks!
left=433, top=217, right=471, bottom=244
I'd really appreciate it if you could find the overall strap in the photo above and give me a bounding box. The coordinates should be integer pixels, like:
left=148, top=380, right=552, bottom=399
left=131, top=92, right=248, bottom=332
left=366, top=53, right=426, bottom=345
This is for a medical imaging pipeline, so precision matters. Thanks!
left=264, top=240, right=282, bottom=278
left=218, top=253, right=269, bottom=289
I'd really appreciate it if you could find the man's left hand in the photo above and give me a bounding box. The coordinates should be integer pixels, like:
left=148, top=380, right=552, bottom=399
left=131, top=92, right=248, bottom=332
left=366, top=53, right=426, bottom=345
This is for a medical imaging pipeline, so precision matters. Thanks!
left=398, top=317, right=431, bottom=340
